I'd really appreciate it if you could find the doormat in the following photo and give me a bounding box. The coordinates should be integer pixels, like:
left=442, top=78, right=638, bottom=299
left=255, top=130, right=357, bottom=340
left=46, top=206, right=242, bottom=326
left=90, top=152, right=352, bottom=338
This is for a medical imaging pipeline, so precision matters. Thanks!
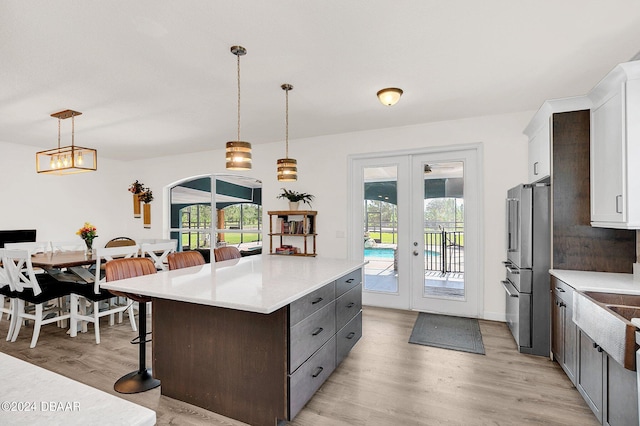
left=409, top=312, right=485, bottom=355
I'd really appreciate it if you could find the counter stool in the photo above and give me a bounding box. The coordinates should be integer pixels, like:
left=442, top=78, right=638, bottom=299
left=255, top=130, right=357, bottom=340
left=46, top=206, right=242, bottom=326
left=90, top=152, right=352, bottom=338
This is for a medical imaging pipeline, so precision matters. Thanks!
left=104, top=257, right=159, bottom=393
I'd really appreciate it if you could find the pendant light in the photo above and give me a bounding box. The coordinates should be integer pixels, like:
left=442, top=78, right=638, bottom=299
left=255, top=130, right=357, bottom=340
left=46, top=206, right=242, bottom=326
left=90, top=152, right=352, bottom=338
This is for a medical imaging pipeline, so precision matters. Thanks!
left=35, top=109, right=97, bottom=174
left=225, top=45, right=252, bottom=170
left=277, top=83, right=297, bottom=181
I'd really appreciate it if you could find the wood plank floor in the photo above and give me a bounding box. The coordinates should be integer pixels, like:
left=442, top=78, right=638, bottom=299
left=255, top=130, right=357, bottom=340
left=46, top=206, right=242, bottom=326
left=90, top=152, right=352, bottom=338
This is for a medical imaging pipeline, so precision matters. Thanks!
left=0, top=306, right=598, bottom=425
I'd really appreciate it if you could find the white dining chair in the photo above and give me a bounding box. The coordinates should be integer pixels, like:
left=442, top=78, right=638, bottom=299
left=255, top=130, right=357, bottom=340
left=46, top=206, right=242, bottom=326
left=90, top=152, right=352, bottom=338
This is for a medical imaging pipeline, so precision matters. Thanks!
left=50, top=240, right=86, bottom=253
left=3, top=249, right=72, bottom=348
left=69, top=245, right=139, bottom=344
left=4, top=241, right=50, bottom=254
left=0, top=249, right=16, bottom=340
left=140, top=240, right=177, bottom=271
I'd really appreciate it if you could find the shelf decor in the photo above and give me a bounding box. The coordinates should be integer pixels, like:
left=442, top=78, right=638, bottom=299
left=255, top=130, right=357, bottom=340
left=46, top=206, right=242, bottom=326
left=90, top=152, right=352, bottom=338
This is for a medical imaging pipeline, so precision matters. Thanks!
left=139, top=188, right=154, bottom=228
left=268, top=210, right=317, bottom=257
left=128, top=180, right=145, bottom=218
left=276, top=188, right=314, bottom=211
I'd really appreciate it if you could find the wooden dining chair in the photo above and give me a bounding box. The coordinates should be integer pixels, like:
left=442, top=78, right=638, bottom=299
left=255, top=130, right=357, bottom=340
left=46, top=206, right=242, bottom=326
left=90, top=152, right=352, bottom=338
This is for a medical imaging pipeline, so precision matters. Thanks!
left=213, top=246, right=242, bottom=262
left=167, top=251, right=206, bottom=270
left=105, top=257, right=160, bottom=393
left=3, top=249, right=72, bottom=348
left=105, top=237, right=136, bottom=248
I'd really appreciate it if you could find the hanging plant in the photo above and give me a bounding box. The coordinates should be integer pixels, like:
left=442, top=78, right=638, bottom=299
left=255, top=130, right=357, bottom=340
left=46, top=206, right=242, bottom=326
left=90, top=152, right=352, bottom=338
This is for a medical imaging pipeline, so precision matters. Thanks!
left=139, top=188, right=154, bottom=204
left=128, top=180, right=145, bottom=194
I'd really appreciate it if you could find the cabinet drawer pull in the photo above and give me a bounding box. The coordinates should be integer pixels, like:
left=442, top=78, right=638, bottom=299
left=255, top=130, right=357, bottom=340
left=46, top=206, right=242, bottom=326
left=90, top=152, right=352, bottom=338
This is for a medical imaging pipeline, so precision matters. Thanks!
left=311, top=297, right=323, bottom=305
left=534, top=161, right=539, bottom=176
left=555, top=287, right=565, bottom=293
left=597, top=346, right=604, bottom=353
left=346, top=332, right=356, bottom=340
left=311, top=366, right=324, bottom=378
left=346, top=302, right=355, bottom=308
left=616, top=195, right=623, bottom=214
left=592, top=342, right=598, bottom=349
left=346, top=278, right=355, bottom=283
left=312, top=327, right=324, bottom=336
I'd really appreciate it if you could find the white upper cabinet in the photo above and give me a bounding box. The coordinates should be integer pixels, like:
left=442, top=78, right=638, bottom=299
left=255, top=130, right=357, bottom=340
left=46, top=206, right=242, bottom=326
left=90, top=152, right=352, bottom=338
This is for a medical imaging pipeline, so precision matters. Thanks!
left=524, top=97, right=591, bottom=184
left=588, top=61, right=640, bottom=229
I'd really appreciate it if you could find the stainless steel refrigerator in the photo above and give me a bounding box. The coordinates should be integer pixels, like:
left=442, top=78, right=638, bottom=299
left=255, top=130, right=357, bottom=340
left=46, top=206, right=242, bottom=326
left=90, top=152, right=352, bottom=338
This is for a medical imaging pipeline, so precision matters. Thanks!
left=502, top=182, right=550, bottom=356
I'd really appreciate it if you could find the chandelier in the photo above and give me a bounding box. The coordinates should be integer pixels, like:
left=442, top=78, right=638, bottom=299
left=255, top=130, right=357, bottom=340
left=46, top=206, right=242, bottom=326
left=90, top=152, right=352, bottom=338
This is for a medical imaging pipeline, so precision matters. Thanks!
left=35, top=110, right=97, bottom=174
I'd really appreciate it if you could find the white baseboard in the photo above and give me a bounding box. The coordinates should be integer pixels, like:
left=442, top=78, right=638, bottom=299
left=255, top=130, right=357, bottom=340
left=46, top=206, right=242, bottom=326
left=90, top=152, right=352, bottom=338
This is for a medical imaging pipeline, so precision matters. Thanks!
left=481, top=310, right=506, bottom=322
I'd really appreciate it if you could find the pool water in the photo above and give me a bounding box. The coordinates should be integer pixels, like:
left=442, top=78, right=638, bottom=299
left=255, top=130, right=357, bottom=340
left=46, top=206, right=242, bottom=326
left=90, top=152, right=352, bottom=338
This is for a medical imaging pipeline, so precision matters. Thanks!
left=364, top=247, right=439, bottom=259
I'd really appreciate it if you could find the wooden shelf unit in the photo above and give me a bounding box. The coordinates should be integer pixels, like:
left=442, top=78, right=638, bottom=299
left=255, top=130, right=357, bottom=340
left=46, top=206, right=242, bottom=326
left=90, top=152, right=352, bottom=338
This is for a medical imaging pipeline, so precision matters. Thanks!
left=268, top=210, right=317, bottom=257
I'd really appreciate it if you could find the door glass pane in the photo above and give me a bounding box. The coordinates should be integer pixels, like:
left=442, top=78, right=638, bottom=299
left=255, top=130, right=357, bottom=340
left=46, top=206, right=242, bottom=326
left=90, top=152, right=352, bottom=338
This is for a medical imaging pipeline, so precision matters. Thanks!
left=422, top=161, right=465, bottom=299
left=363, top=165, right=398, bottom=293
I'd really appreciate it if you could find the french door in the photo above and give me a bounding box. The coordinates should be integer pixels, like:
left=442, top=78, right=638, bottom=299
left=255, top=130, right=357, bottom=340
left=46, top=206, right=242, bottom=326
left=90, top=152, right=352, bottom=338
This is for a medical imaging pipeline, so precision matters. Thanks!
left=349, top=146, right=482, bottom=317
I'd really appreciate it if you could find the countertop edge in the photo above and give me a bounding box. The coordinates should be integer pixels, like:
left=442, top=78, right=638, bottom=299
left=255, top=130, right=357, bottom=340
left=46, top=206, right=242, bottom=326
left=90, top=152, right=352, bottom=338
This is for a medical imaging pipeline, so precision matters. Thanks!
left=550, top=268, right=640, bottom=295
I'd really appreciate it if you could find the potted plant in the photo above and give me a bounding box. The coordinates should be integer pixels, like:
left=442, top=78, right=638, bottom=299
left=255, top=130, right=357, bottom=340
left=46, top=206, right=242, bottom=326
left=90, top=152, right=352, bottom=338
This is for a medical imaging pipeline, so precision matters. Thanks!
left=277, top=188, right=314, bottom=210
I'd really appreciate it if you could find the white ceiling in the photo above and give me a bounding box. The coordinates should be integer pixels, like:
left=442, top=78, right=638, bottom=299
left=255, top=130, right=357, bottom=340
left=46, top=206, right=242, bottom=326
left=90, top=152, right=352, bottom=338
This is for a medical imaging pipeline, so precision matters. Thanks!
left=2, top=1, right=639, bottom=161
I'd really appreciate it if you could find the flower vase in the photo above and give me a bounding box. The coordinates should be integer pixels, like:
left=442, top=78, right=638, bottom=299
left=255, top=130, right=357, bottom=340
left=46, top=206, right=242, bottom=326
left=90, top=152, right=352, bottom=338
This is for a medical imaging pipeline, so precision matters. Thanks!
left=133, top=193, right=141, bottom=218
left=143, top=203, right=151, bottom=228
left=84, top=239, right=93, bottom=256
left=288, top=201, right=299, bottom=211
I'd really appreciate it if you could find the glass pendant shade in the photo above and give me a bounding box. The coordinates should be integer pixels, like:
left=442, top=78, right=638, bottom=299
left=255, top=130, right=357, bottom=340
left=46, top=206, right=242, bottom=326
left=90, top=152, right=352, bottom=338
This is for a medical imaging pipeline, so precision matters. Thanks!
left=376, top=87, right=403, bottom=106
left=36, top=109, right=97, bottom=174
left=225, top=141, right=252, bottom=170
left=277, top=157, right=297, bottom=181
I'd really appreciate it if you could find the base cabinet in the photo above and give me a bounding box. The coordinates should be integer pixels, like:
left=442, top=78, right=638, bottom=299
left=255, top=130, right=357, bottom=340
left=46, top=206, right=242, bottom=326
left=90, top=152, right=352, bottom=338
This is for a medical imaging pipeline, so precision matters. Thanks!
left=577, top=330, right=604, bottom=422
left=287, top=268, right=363, bottom=420
left=551, top=277, right=578, bottom=385
left=551, top=277, right=638, bottom=425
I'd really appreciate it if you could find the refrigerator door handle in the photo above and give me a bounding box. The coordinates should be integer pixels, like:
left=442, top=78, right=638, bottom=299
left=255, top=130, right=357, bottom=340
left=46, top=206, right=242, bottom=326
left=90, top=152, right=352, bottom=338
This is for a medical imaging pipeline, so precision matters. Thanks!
left=506, top=266, right=519, bottom=275
left=502, top=280, right=519, bottom=298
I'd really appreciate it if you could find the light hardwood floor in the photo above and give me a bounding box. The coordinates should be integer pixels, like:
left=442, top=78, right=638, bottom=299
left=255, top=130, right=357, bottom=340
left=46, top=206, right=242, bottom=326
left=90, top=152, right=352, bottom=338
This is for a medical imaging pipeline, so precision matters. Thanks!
left=0, top=306, right=597, bottom=425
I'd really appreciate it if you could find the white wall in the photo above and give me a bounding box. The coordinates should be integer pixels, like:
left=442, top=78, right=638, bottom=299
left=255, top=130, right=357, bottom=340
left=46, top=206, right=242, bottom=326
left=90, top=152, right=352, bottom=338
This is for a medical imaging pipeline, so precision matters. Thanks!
left=129, top=110, right=533, bottom=321
left=0, top=141, right=150, bottom=246
left=0, top=109, right=532, bottom=320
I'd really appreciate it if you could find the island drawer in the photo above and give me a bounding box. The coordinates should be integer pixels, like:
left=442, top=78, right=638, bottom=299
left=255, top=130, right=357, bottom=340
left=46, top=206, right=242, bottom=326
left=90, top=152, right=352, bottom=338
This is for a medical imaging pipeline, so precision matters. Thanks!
left=289, top=336, right=336, bottom=419
left=336, top=311, right=362, bottom=366
left=335, top=283, right=362, bottom=331
left=289, top=281, right=336, bottom=327
left=290, top=300, right=336, bottom=373
left=552, top=277, right=573, bottom=304
left=336, top=268, right=362, bottom=297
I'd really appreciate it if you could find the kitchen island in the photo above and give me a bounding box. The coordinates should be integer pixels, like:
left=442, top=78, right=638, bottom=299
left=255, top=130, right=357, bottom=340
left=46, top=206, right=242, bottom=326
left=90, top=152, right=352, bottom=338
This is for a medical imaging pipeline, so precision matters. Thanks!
left=102, top=255, right=364, bottom=426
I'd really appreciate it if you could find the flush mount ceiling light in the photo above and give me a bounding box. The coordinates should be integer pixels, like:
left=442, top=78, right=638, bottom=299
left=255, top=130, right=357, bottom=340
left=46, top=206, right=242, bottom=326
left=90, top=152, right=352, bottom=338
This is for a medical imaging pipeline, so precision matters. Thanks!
left=277, top=83, right=297, bottom=182
left=226, top=45, right=252, bottom=170
left=376, top=87, right=403, bottom=106
left=36, top=109, right=97, bottom=174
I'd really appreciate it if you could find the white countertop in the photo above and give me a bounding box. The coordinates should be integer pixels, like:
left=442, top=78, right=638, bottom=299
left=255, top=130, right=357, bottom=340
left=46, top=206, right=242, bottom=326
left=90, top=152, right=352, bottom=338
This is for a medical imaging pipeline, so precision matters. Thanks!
left=0, top=353, right=156, bottom=426
left=101, top=255, right=364, bottom=314
left=550, top=269, right=640, bottom=295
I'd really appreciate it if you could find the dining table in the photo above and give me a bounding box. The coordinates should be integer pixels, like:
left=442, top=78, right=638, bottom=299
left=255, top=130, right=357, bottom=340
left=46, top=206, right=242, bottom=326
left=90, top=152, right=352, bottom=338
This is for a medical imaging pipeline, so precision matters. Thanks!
left=31, top=250, right=95, bottom=270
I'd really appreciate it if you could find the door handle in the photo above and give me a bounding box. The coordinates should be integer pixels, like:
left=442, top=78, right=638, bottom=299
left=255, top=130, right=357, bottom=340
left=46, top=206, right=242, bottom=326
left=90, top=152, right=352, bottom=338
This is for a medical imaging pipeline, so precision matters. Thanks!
left=413, top=250, right=419, bottom=256
left=616, top=195, right=623, bottom=214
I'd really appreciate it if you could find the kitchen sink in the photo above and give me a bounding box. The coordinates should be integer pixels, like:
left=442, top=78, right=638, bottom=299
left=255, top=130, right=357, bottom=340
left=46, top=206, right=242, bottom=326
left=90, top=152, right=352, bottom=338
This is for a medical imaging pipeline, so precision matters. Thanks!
left=583, top=291, right=640, bottom=307
left=574, top=291, right=639, bottom=370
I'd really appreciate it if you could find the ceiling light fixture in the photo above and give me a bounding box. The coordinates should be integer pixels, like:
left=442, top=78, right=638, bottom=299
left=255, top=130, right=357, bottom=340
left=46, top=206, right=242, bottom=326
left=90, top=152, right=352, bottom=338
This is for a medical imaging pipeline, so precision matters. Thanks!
left=377, top=87, right=403, bottom=106
left=35, top=109, right=97, bottom=174
left=226, top=45, right=252, bottom=170
left=277, top=83, right=297, bottom=182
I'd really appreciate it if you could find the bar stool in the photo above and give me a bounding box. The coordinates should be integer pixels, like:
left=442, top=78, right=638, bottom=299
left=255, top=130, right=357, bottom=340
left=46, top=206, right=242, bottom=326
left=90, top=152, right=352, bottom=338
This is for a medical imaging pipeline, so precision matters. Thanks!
left=104, top=257, right=159, bottom=393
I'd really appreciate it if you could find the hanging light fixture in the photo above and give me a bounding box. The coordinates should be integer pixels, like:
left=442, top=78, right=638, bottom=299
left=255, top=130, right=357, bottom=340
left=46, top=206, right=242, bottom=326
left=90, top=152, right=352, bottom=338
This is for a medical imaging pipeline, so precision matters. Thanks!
left=225, top=45, right=252, bottom=170
left=277, top=83, right=297, bottom=181
left=376, top=87, right=403, bottom=106
left=35, top=109, right=97, bottom=174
